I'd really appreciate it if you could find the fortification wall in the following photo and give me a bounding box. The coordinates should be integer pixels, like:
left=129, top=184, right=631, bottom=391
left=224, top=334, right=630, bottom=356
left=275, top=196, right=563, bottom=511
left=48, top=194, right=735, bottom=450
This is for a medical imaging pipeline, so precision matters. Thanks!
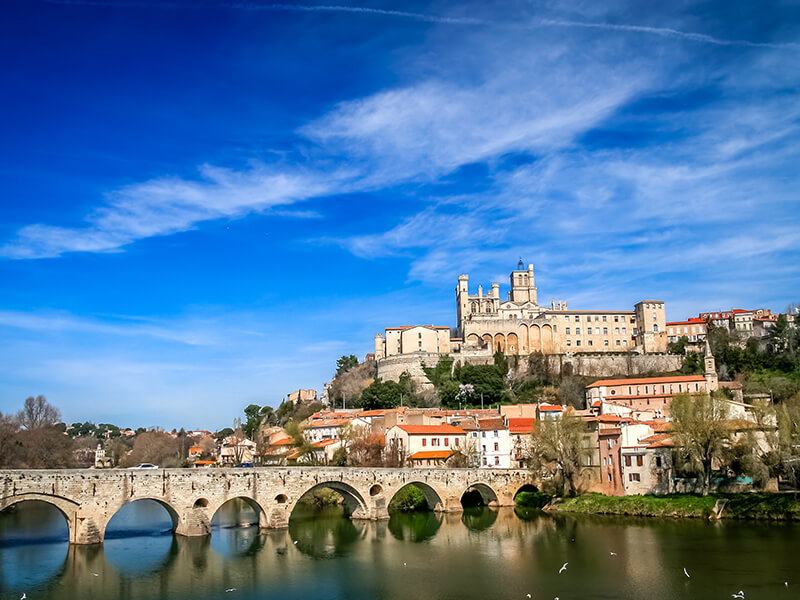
left=377, top=351, right=682, bottom=389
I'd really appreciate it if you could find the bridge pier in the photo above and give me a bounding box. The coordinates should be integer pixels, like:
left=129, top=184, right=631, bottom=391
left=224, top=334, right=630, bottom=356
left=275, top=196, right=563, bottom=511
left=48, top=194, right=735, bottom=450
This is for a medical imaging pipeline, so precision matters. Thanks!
left=72, top=511, right=104, bottom=545
left=175, top=507, right=211, bottom=538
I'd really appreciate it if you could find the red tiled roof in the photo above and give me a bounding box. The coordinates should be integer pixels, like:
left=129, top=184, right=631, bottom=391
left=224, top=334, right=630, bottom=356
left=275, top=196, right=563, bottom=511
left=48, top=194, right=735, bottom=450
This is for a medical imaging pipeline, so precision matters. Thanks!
left=595, top=414, right=634, bottom=423
left=193, top=460, right=216, bottom=465
left=307, top=418, right=354, bottom=428
left=409, top=450, right=453, bottom=460
left=395, top=424, right=466, bottom=435
left=666, top=318, right=706, bottom=326
left=272, top=437, right=294, bottom=446
left=508, top=418, right=534, bottom=433
left=312, top=438, right=340, bottom=447
left=587, top=375, right=705, bottom=388
left=357, top=408, right=407, bottom=417
left=538, top=404, right=564, bottom=412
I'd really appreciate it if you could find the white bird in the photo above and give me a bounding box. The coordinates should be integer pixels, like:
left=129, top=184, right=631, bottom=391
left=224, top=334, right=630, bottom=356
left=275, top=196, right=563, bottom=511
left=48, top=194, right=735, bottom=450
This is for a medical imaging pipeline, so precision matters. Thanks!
left=293, top=540, right=298, bottom=545
left=225, top=589, right=236, bottom=593
left=526, top=594, right=531, bottom=598
left=683, top=567, right=691, bottom=578
left=92, top=573, right=99, bottom=576
left=403, top=562, right=406, bottom=566
left=732, top=592, right=744, bottom=599
left=558, top=562, right=568, bottom=574
left=609, top=552, right=616, bottom=556
left=21, top=594, right=26, bottom=600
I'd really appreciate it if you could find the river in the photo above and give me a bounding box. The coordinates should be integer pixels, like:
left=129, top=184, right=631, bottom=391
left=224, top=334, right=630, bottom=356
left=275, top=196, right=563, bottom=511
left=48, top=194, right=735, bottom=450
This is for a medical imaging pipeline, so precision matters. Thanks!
left=1, top=499, right=797, bottom=599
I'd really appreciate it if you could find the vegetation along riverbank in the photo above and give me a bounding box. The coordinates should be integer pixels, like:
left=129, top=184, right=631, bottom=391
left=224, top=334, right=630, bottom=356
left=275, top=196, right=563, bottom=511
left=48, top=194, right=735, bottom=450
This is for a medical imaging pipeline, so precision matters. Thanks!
left=540, top=492, right=800, bottom=520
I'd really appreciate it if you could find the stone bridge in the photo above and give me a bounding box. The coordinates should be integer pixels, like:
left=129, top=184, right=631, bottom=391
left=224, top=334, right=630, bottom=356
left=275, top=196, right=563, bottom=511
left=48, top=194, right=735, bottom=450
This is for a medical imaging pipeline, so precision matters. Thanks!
left=0, top=467, right=536, bottom=544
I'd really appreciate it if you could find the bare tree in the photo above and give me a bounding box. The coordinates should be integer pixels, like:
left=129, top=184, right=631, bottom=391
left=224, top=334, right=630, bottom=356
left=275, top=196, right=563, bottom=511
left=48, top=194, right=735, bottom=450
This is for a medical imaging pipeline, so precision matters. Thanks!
left=529, top=409, right=591, bottom=496
left=17, top=395, right=61, bottom=430
left=0, top=411, right=21, bottom=468
left=124, top=431, right=180, bottom=467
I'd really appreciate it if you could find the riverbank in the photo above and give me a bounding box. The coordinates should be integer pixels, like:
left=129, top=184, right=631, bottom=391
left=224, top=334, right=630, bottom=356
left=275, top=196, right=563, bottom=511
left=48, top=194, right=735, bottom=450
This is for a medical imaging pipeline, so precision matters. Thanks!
left=545, top=492, right=800, bottom=520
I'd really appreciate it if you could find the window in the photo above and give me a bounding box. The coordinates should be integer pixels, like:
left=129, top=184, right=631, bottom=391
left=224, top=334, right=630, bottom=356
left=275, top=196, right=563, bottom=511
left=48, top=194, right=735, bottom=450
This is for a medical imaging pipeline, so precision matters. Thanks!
left=566, top=327, right=571, bottom=335
left=576, top=327, right=581, bottom=335
left=603, top=327, right=608, bottom=335
left=495, top=456, right=500, bottom=465
left=608, top=473, right=612, bottom=482
left=609, top=455, right=613, bottom=466
left=637, top=455, right=643, bottom=467
left=577, top=340, right=582, bottom=346
left=418, top=332, right=422, bottom=339
left=623, top=340, right=628, bottom=346
left=603, top=315, right=607, bottom=322
left=433, top=438, right=440, bottom=446
left=603, top=457, right=607, bottom=466
left=565, top=315, right=570, bottom=322
left=656, top=456, right=662, bottom=467
left=422, top=438, right=427, bottom=447
left=588, top=340, right=593, bottom=346
left=482, top=457, right=487, bottom=465
left=629, top=473, right=640, bottom=482
left=494, top=430, right=498, bottom=437
left=615, top=327, right=620, bottom=334
left=622, top=327, right=627, bottom=335
left=614, top=316, right=619, bottom=322
left=566, top=340, right=571, bottom=346
left=481, top=431, right=486, bottom=438
left=595, top=316, right=600, bottom=322
left=625, top=455, right=631, bottom=467
left=616, top=340, right=621, bottom=346
left=587, top=327, right=592, bottom=335
left=604, top=340, right=609, bottom=346
left=653, top=311, right=657, bottom=320
left=445, top=438, right=449, bottom=447
left=455, top=438, right=460, bottom=447
left=607, top=439, right=612, bottom=449
left=494, top=442, right=499, bottom=451
left=653, top=324, right=659, bottom=333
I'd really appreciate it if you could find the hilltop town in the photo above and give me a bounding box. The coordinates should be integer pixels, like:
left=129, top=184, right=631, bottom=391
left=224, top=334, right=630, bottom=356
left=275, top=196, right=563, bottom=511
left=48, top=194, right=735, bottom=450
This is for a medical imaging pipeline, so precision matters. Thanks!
left=2, top=262, right=798, bottom=500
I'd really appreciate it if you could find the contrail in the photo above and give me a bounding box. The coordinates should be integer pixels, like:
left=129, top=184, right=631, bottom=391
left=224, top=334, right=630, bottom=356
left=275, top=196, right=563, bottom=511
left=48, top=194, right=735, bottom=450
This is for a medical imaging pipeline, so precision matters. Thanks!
left=44, top=0, right=487, bottom=25
left=538, top=19, right=800, bottom=50
left=44, top=1, right=800, bottom=50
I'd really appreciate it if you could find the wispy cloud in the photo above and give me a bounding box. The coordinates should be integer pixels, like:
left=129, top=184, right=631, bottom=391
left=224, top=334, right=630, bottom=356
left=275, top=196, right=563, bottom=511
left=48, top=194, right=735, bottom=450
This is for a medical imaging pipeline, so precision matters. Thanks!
left=1, top=163, right=339, bottom=259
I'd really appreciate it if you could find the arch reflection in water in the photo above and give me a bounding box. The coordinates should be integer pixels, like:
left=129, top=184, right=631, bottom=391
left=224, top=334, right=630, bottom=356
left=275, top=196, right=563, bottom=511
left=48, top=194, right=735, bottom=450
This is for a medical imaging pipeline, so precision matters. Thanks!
left=0, top=501, right=69, bottom=592
left=461, top=483, right=498, bottom=507
left=288, top=505, right=362, bottom=559
left=461, top=506, right=498, bottom=531
left=388, top=511, right=442, bottom=542
left=104, top=499, right=177, bottom=576
left=210, top=498, right=265, bottom=557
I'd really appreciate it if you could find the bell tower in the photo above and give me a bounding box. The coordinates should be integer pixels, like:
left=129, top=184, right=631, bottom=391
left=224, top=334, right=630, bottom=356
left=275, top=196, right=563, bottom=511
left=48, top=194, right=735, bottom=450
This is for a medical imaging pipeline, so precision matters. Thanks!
left=509, top=260, right=537, bottom=305
left=704, top=338, right=718, bottom=391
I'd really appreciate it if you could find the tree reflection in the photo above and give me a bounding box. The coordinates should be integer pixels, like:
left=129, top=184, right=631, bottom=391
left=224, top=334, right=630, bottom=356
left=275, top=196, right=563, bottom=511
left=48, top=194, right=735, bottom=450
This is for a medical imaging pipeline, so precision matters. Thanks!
left=461, top=507, right=498, bottom=531
left=388, top=511, right=442, bottom=542
left=288, top=507, right=362, bottom=559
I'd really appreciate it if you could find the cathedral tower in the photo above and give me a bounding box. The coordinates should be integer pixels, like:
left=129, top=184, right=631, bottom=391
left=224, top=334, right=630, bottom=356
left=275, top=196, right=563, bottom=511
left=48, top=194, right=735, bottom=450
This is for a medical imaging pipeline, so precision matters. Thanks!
left=509, top=261, right=538, bottom=305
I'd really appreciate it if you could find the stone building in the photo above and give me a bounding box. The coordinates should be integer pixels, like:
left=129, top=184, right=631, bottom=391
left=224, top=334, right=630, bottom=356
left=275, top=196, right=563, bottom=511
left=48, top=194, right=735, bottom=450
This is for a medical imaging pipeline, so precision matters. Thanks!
left=374, top=260, right=668, bottom=360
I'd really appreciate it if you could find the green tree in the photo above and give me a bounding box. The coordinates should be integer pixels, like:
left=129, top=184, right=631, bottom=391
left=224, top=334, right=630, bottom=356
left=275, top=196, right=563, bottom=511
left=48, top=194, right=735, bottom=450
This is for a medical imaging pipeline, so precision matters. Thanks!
left=670, top=392, right=732, bottom=495
left=360, top=379, right=404, bottom=410
left=243, top=404, right=264, bottom=439
left=336, top=354, right=359, bottom=375
left=528, top=409, right=590, bottom=496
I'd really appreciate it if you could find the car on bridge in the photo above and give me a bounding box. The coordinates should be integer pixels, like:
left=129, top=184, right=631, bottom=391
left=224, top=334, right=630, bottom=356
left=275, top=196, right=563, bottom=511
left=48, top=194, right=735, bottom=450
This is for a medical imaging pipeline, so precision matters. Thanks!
left=128, top=463, right=159, bottom=469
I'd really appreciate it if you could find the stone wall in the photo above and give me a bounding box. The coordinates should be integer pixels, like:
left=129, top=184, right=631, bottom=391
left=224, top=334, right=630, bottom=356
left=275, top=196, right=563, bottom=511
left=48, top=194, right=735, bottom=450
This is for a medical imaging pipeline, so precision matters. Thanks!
left=377, top=351, right=682, bottom=391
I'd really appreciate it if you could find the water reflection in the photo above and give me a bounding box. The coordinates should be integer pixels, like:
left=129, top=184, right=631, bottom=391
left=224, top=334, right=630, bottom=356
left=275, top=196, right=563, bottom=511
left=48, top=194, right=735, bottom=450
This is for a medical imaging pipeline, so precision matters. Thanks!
left=288, top=506, right=361, bottom=559
left=0, top=501, right=69, bottom=590
left=388, top=511, right=442, bottom=542
left=3, top=500, right=800, bottom=600
left=461, top=506, right=498, bottom=531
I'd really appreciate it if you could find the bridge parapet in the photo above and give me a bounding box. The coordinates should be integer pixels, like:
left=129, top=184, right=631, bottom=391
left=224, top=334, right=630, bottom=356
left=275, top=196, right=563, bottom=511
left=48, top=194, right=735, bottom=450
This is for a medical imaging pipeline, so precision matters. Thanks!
left=0, top=468, right=535, bottom=544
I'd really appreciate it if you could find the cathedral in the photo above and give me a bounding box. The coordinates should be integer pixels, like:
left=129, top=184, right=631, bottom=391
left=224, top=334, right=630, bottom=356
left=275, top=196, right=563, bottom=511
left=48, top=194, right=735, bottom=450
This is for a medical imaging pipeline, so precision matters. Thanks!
left=374, top=261, right=668, bottom=359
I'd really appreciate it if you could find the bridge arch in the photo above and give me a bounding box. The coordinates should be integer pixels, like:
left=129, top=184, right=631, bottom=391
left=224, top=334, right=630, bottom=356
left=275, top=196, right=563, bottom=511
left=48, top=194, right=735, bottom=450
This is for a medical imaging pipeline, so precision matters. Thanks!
left=388, top=481, right=444, bottom=512
left=460, top=483, right=499, bottom=507
left=0, top=493, right=77, bottom=542
left=209, top=496, right=267, bottom=529
left=291, top=481, right=369, bottom=520
left=104, top=497, right=180, bottom=541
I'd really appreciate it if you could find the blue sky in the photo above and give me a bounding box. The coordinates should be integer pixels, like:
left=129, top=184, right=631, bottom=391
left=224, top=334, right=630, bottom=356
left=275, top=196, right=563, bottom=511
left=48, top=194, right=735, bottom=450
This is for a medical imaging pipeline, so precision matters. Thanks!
left=1, top=0, right=799, bottom=430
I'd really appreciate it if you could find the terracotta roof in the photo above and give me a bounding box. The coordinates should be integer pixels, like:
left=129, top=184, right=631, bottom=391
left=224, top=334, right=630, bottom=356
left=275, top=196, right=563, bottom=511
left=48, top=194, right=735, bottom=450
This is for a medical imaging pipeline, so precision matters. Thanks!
left=395, top=424, right=466, bottom=435
left=357, top=408, right=407, bottom=417
left=595, top=414, right=634, bottom=423
left=193, top=460, right=216, bottom=465
left=538, top=404, right=564, bottom=412
left=271, top=437, right=294, bottom=446
left=666, top=318, right=706, bottom=326
left=508, top=418, right=534, bottom=433
left=587, top=375, right=705, bottom=388
left=312, top=438, right=341, bottom=447
left=408, top=450, right=453, bottom=460
left=307, top=418, right=354, bottom=428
